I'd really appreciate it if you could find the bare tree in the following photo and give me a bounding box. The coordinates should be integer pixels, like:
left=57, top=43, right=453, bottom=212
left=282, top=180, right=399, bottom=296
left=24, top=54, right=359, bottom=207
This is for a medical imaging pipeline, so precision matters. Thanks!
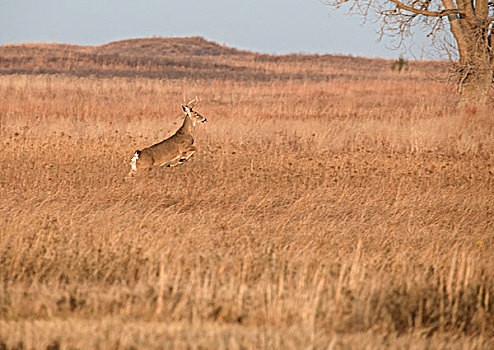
left=324, top=0, right=494, bottom=103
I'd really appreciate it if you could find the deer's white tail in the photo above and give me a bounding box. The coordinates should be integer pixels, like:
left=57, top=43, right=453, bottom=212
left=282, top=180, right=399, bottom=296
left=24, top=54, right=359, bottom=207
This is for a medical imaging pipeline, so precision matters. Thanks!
left=130, top=150, right=141, bottom=171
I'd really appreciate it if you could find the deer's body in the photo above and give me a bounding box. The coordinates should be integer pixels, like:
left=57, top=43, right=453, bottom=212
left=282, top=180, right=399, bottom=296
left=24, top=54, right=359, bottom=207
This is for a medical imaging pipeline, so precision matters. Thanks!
left=129, top=98, right=206, bottom=175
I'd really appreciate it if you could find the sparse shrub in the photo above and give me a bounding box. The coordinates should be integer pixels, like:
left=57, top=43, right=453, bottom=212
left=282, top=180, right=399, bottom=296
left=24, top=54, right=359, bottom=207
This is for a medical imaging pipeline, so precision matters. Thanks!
left=391, top=56, right=409, bottom=72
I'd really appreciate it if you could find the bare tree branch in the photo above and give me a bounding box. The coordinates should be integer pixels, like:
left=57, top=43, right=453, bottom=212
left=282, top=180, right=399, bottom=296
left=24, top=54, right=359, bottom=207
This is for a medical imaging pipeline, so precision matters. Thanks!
left=475, top=0, right=489, bottom=18
left=324, top=0, right=494, bottom=103
left=387, top=0, right=464, bottom=16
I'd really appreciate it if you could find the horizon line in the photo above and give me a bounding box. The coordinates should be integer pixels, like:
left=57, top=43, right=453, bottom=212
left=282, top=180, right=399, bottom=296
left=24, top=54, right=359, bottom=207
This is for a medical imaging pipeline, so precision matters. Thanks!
left=0, top=35, right=446, bottom=62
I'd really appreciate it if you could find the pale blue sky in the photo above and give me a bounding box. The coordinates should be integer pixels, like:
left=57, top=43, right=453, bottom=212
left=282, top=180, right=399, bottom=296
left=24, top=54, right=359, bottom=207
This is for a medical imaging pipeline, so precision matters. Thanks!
left=0, top=0, right=427, bottom=58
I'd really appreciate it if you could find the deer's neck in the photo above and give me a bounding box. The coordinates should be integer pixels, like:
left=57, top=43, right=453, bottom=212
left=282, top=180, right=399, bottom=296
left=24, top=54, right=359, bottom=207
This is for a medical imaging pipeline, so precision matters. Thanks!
left=177, top=115, right=194, bottom=135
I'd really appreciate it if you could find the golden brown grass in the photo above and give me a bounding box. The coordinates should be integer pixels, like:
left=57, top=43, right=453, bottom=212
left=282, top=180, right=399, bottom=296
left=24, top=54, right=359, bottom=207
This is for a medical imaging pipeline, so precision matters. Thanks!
left=0, top=40, right=493, bottom=349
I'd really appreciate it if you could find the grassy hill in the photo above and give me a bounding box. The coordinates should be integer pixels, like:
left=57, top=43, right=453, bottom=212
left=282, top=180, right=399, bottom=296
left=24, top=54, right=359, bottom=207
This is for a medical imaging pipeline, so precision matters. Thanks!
left=0, top=37, right=447, bottom=81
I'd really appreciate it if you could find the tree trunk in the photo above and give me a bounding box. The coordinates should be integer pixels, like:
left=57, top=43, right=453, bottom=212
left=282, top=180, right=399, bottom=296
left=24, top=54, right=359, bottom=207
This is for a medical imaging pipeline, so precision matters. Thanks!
left=448, top=12, right=493, bottom=105
left=458, top=54, right=493, bottom=105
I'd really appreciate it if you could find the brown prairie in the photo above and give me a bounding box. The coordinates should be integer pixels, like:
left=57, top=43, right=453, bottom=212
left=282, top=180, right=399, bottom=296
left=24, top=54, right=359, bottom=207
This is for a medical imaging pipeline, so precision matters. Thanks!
left=0, top=39, right=493, bottom=350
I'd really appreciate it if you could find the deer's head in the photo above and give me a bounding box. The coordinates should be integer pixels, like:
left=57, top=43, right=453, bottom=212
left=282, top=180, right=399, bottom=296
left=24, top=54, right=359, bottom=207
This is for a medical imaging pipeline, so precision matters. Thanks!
left=182, top=97, right=207, bottom=125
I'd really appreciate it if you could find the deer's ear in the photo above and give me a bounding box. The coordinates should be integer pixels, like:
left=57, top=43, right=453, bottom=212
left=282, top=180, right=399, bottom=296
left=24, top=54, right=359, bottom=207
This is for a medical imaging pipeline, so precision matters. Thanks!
left=182, top=105, right=190, bottom=113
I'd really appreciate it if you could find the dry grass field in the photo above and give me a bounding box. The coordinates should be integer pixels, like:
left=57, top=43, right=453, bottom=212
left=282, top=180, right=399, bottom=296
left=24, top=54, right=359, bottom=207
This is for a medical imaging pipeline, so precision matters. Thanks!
left=0, top=38, right=493, bottom=349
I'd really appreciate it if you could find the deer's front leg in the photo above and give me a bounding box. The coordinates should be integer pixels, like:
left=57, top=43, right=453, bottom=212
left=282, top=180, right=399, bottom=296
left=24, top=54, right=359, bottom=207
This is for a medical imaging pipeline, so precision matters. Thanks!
left=178, top=146, right=197, bottom=163
left=163, top=147, right=198, bottom=168
left=159, top=154, right=182, bottom=168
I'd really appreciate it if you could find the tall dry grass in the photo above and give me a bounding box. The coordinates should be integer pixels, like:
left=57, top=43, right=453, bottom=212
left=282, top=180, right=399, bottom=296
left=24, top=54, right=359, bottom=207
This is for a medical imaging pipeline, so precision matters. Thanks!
left=0, top=62, right=493, bottom=349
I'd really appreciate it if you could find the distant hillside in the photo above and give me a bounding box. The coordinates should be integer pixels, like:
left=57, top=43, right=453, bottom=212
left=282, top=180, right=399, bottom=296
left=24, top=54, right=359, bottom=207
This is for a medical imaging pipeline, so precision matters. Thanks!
left=0, top=37, right=448, bottom=82
left=97, top=37, right=250, bottom=56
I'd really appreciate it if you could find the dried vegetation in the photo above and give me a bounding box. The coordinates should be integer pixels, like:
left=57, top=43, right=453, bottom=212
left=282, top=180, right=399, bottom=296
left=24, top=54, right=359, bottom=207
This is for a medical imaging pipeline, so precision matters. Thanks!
left=0, top=38, right=492, bottom=349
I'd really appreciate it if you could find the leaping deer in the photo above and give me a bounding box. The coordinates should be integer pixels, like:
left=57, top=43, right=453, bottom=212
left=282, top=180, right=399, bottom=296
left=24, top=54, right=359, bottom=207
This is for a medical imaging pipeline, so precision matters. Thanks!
left=129, top=97, right=207, bottom=175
